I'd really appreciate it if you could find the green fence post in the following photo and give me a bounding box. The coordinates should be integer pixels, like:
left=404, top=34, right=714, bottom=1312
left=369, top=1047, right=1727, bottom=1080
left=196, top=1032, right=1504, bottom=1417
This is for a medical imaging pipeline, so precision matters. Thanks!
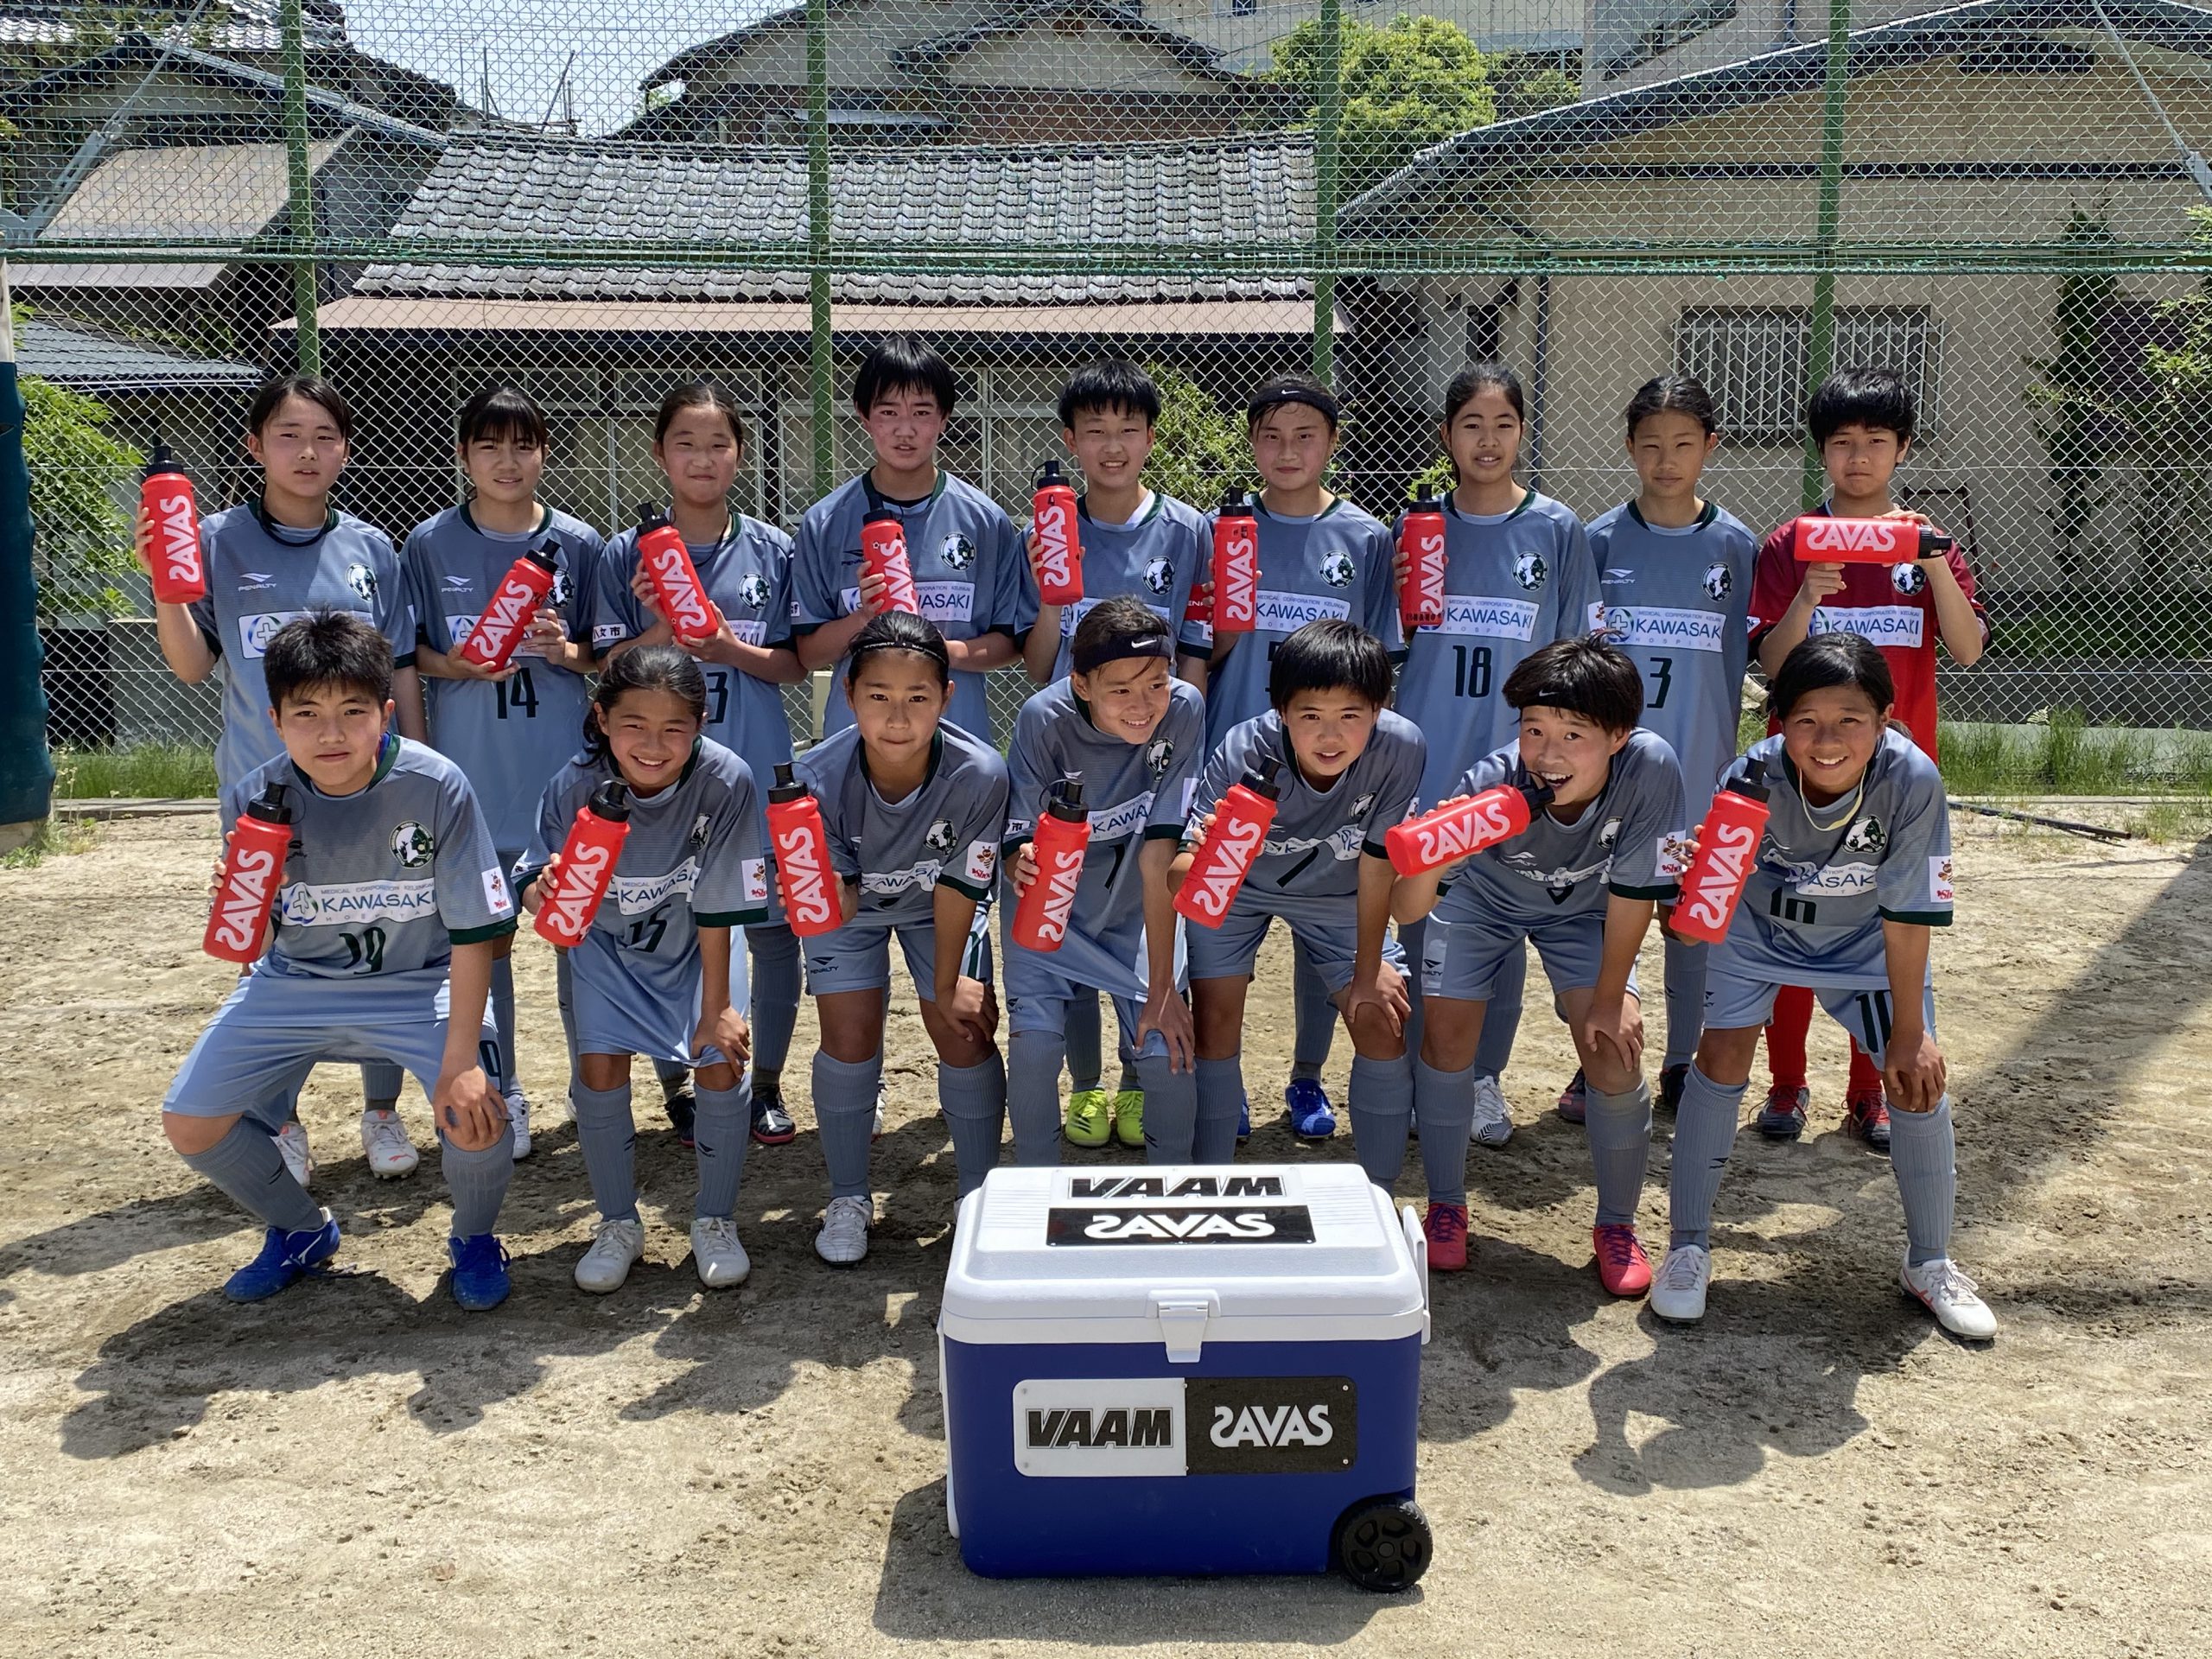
left=1312, top=0, right=1342, bottom=384
left=0, top=264, right=55, bottom=839
left=283, top=0, right=319, bottom=374
left=808, top=0, right=833, bottom=501
left=1802, top=0, right=1850, bottom=509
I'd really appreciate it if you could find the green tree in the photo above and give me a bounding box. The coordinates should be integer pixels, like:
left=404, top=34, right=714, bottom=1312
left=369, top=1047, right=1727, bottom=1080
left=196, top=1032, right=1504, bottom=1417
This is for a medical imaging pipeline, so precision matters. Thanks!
left=1142, top=364, right=1249, bottom=508
left=13, top=310, right=142, bottom=620
left=1491, top=52, right=1582, bottom=122
left=2023, top=210, right=2120, bottom=586
left=1266, top=14, right=1499, bottom=201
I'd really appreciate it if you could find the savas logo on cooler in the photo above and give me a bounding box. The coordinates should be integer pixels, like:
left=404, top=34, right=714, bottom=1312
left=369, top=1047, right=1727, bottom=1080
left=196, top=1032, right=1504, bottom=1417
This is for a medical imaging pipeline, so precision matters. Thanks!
left=212, top=846, right=279, bottom=955
left=775, top=819, right=836, bottom=927
left=1211, top=1401, right=1332, bottom=1449
left=1045, top=1198, right=1317, bottom=1244
left=1802, top=517, right=1910, bottom=556
left=646, top=543, right=716, bottom=633
left=1684, top=817, right=1759, bottom=931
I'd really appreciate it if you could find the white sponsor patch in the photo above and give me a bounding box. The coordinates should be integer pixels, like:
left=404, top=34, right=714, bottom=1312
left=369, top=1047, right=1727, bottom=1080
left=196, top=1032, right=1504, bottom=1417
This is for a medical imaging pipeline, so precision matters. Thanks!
left=1793, top=861, right=1878, bottom=896
left=608, top=857, right=700, bottom=916
left=278, top=878, right=438, bottom=926
left=592, top=621, right=627, bottom=648
left=1253, top=589, right=1351, bottom=633
left=1657, top=829, right=1693, bottom=879
left=1013, top=1378, right=1186, bottom=1478
left=728, top=618, right=767, bottom=647
left=840, top=581, right=975, bottom=627
left=1086, top=792, right=1155, bottom=842
left=481, top=866, right=512, bottom=916
left=238, top=610, right=313, bottom=659
left=1929, top=853, right=1954, bottom=905
left=742, top=856, right=770, bottom=905
left=1059, top=594, right=1171, bottom=637
left=1430, top=594, right=1539, bottom=642
left=1809, top=605, right=1924, bottom=649
left=964, top=839, right=998, bottom=885
left=1179, top=778, right=1199, bottom=816
left=860, top=863, right=940, bottom=896
left=1595, top=605, right=1728, bottom=653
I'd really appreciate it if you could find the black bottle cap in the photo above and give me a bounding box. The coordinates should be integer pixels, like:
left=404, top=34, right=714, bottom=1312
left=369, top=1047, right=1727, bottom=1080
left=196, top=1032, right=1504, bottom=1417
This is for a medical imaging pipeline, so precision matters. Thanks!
left=245, top=781, right=292, bottom=824
left=769, top=761, right=810, bottom=804
left=1730, top=756, right=1772, bottom=804
left=1218, top=486, right=1253, bottom=518
left=1410, top=483, right=1442, bottom=512
left=522, top=538, right=562, bottom=575
left=1520, top=779, right=1554, bottom=811
left=1046, top=778, right=1087, bottom=821
left=637, top=503, right=670, bottom=531
left=1036, top=458, right=1067, bottom=490
left=587, top=779, right=632, bottom=822
left=1242, top=753, right=1283, bottom=798
left=146, top=442, right=179, bottom=477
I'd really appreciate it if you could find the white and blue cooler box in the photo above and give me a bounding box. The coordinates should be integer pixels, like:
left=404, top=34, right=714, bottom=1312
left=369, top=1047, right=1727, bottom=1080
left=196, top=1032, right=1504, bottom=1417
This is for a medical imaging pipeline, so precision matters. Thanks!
left=938, top=1164, right=1433, bottom=1588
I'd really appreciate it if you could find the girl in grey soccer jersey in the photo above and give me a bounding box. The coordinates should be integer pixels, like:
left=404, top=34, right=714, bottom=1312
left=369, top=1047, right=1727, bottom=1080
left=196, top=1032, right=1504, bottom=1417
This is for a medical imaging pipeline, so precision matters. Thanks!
left=406, top=382, right=603, bottom=1161
left=1391, top=363, right=1602, bottom=1147
left=593, top=381, right=811, bottom=1151
left=797, top=613, right=1010, bottom=1267
left=135, top=375, right=425, bottom=1188
left=1582, top=375, right=1758, bottom=1122
left=1651, top=635, right=1995, bottom=1339
left=515, top=649, right=766, bottom=1294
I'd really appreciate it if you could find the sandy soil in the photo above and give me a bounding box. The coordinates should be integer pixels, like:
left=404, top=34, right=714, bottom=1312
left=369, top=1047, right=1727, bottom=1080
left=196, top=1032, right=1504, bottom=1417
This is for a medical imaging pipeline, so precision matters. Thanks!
left=0, top=813, right=2207, bottom=1658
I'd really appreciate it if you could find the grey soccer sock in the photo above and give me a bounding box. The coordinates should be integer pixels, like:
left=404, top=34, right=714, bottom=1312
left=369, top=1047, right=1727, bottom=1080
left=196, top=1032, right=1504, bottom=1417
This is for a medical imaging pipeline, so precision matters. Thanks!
left=1586, top=1078, right=1655, bottom=1228
left=1889, top=1094, right=1957, bottom=1268
left=554, top=948, right=580, bottom=1081
left=1414, top=1058, right=1476, bottom=1207
left=1472, top=944, right=1526, bottom=1080
left=938, top=1052, right=1007, bottom=1198
left=1667, top=1065, right=1749, bottom=1250
left=1291, top=940, right=1336, bottom=1076
left=1064, top=992, right=1104, bottom=1094
left=692, top=1079, right=752, bottom=1219
left=1662, top=937, right=1707, bottom=1071
left=1133, top=1052, right=1198, bottom=1161
left=747, top=924, right=802, bottom=1077
left=1348, top=1052, right=1414, bottom=1188
left=1007, top=1027, right=1068, bottom=1166
left=569, top=1079, right=639, bottom=1223
left=489, top=954, right=520, bottom=1095
left=442, top=1123, right=514, bottom=1238
left=1190, top=1055, right=1243, bottom=1165
left=813, top=1051, right=881, bottom=1199
left=361, top=1059, right=405, bottom=1114
left=654, top=1058, right=691, bottom=1101
left=181, top=1120, right=326, bottom=1234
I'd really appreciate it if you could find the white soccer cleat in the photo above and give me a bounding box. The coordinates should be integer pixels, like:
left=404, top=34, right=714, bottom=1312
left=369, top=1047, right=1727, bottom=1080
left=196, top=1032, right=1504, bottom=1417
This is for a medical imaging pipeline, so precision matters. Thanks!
left=505, top=1089, right=533, bottom=1160
left=690, top=1217, right=752, bottom=1288
left=276, top=1119, right=315, bottom=1188
left=816, top=1194, right=873, bottom=1266
left=1900, top=1255, right=1998, bottom=1340
left=1650, top=1243, right=1712, bottom=1324
left=574, top=1216, right=645, bottom=1294
left=359, top=1107, right=420, bottom=1179
left=1471, top=1074, right=1514, bottom=1147
left=873, top=1081, right=887, bottom=1141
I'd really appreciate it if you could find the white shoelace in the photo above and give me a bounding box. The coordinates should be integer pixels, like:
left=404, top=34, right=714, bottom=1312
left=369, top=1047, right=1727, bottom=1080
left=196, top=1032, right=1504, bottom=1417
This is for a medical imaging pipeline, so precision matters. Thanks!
left=1470, top=1079, right=1509, bottom=1126
left=695, top=1217, right=741, bottom=1255
left=1658, top=1248, right=1707, bottom=1291
left=363, top=1113, right=412, bottom=1154
left=592, top=1217, right=641, bottom=1255
left=1915, top=1258, right=1980, bottom=1302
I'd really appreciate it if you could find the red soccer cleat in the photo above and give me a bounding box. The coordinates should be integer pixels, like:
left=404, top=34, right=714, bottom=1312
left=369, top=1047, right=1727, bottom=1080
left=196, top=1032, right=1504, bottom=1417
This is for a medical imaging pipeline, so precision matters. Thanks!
left=1422, top=1202, right=1469, bottom=1272
left=1592, top=1224, right=1653, bottom=1296
left=1843, top=1088, right=1891, bottom=1151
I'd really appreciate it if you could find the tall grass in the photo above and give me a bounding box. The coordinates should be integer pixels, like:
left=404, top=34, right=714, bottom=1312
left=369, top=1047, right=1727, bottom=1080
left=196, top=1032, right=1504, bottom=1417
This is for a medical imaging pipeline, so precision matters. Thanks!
left=51, top=743, right=219, bottom=800
left=1736, top=708, right=2210, bottom=794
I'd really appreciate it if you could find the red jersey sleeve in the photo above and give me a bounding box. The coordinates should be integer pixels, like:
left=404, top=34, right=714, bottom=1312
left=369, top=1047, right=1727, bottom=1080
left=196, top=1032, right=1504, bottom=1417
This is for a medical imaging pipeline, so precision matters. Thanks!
left=1745, top=521, right=1800, bottom=647
left=1930, top=531, right=1991, bottom=657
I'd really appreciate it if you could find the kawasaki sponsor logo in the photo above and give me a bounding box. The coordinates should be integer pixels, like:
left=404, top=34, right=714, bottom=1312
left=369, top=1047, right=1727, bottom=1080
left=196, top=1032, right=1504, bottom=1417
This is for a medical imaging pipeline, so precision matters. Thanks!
left=1429, top=594, right=1538, bottom=642
left=608, top=856, right=700, bottom=916
left=1592, top=604, right=1727, bottom=653
left=278, top=878, right=437, bottom=926
left=1252, top=589, right=1351, bottom=632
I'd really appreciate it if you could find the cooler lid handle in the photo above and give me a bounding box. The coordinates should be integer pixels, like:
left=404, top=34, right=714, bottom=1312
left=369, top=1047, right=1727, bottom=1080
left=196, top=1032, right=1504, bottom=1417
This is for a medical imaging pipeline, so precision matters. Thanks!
left=1400, top=1204, right=1432, bottom=1345
left=1150, top=1291, right=1219, bottom=1363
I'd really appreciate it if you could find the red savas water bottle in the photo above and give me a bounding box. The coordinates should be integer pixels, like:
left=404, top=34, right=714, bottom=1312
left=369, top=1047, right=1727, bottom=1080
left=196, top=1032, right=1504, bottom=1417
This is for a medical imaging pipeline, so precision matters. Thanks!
left=205, top=783, right=293, bottom=963
left=1385, top=779, right=1550, bottom=876
left=1174, top=754, right=1281, bottom=927
left=535, top=779, right=632, bottom=947
left=1011, top=779, right=1089, bottom=951
left=142, top=443, right=206, bottom=606
left=1671, top=760, right=1773, bottom=946
left=1791, top=515, right=1954, bottom=564
left=457, top=539, right=560, bottom=671
left=767, top=763, right=842, bottom=938
left=636, top=505, right=722, bottom=639
left=1399, top=486, right=1446, bottom=631
left=1211, top=488, right=1259, bottom=636
left=1031, top=459, right=1083, bottom=607
left=861, top=508, right=921, bottom=616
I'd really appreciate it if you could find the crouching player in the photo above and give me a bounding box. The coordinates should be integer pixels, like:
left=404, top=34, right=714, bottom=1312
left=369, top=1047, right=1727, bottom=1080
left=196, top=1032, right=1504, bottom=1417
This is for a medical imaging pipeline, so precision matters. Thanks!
left=515, top=647, right=765, bottom=1294
left=1005, top=599, right=1205, bottom=1163
left=1390, top=639, right=1686, bottom=1288
left=1173, top=620, right=1421, bottom=1165
left=1652, top=634, right=1994, bottom=1338
left=161, top=612, right=517, bottom=1307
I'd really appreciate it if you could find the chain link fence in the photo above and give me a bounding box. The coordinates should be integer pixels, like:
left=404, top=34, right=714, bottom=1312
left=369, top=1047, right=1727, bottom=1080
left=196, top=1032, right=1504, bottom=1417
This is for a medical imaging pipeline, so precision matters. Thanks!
left=11, top=0, right=2212, bottom=791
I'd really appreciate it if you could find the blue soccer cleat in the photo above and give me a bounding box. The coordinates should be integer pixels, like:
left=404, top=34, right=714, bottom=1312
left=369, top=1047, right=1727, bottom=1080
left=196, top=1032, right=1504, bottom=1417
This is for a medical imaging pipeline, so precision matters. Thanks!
left=448, top=1233, right=512, bottom=1312
left=1236, top=1095, right=1252, bottom=1145
left=1285, top=1077, right=1337, bottom=1141
left=224, top=1212, right=341, bottom=1303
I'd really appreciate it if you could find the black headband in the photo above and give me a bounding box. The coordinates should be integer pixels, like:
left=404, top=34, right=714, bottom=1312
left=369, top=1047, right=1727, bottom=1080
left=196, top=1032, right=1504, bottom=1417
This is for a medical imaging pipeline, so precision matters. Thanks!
left=1248, top=384, right=1341, bottom=428
left=1072, top=629, right=1173, bottom=676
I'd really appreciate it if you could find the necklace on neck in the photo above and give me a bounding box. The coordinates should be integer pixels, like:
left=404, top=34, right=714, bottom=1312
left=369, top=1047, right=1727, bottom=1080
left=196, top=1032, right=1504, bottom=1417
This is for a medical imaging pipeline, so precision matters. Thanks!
left=1798, top=772, right=1866, bottom=832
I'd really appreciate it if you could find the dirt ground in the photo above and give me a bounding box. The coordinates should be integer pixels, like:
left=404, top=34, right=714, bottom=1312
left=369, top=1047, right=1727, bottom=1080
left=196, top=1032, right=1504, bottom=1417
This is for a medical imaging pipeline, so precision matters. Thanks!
left=0, top=811, right=2207, bottom=1658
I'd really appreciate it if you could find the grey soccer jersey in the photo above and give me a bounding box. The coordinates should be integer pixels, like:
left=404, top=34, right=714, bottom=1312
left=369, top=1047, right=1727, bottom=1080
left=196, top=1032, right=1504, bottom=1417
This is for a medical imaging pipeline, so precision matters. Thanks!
left=1202, top=497, right=1402, bottom=748
left=404, top=504, right=602, bottom=854
left=592, top=515, right=798, bottom=773
left=1037, top=493, right=1211, bottom=679
left=796, top=720, right=1010, bottom=925
left=1434, top=728, right=1689, bottom=927
left=1587, top=500, right=1758, bottom=798
left=1188, top=709, right=1424, bottom=900
left=1715, top=729, right=1954, bottom=988
left=1004, top=677, right=1205, bottom=955
left=189, top=502, right=415, bottom=788
left=793, top=473, right=1032, bottom=742
left=220, top=735, right=516, bottom=980
left=1393, top=492, right=1602, bottom=805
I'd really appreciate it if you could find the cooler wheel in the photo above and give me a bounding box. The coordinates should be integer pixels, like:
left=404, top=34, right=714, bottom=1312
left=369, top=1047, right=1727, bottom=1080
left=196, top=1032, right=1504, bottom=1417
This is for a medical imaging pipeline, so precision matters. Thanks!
left=1331, top=1495, right=1431, bottom=1592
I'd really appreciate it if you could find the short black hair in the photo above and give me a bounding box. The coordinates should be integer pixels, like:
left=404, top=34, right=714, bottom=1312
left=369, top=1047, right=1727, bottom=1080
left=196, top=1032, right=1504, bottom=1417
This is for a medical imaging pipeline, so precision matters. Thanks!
left=1246, top=372, right=1339, bottom=434
left=263, top=609, right=391, bottom=712
left=1058, top=357, right=1160, bottom=429
left=1769, top=632, right=1896, bottom=724
left=247, top=374, right=353, bottom=444
left=1808, top=366, right=1916, bottom=447
left=1443, top=361, right=1523, bottom=426
left=586, top=644, right=708, bottom=766
left=458, top=381, right=548, bottom=450
left=854, top=334, right=957, bottom=416
left=1268, top=619, right=1390, bottom=711
left=654, top=378, right=747, bottom=448
left=1625, top=373, right=1717, bottom=437
left=1504, top=638, right=1643, bottom=733
left=844, top=609, right=951, bottom=691
left=1071, top=594, right=1170, bottom=671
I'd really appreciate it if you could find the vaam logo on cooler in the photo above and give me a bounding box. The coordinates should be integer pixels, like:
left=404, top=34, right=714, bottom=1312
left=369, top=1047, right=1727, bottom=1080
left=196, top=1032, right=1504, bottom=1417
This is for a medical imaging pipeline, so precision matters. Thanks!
left=1011, top=1377, right=1357, bottom=1477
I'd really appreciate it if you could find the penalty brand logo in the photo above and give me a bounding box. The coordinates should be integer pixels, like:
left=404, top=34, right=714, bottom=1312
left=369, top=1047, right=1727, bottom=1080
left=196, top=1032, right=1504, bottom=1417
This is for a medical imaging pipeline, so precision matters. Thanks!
left=1012, top=1377, right=1357, bottom=1477
left=211, top=846, right=280, bottom=955
left=776, top=821, right=836, bottom=928
left=1684, top=817, right=1759, bottom=931
left=1801, top=518, right=1910, bottom=557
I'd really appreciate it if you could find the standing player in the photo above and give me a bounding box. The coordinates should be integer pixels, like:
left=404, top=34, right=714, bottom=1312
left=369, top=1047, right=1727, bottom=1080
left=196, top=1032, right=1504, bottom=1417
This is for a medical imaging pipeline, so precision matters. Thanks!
left=138, top=375, right=424, bottom=1186
left=516, top=648, right=766, bottom=1293
left=594, top=380, right=809, bottom=1149
left=1652, top=634, right=1994, bottom=1338
left=406, top=382, right=601, bottom=1160
left=1582, top=374, right=1757, bottom=1119
left=159, top=612, right=517, bottom=1308
left=1204, top=377, right=1399, bottom=1143
left=1745, top=367, right=1987, bottom=1147
left=1392, top=362, right=1600, bottom=1147
left=797, top=613, right=1011, bottom=1265
left=1389, top=639, right=1686, bottom=1285
left=1004, top=599, right=1206, bottom=1164
left=1176, top=620, right=1421, bottom=1167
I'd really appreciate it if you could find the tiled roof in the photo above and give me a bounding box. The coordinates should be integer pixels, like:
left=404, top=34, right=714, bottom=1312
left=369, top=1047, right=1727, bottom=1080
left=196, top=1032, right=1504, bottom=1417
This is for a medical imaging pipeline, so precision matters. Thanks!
left=17, top=318, right=262, bottom=390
